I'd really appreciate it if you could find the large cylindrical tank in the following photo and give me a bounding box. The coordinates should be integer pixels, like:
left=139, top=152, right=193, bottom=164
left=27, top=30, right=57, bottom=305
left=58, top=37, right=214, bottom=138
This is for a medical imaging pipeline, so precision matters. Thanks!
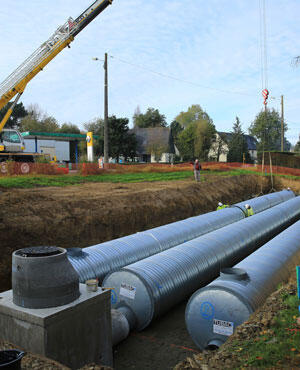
left=104, top=196, right=300, bottom=337
left=185, top=220, right=300, bottom=350
left=233, top=189, right=294, bottom=214
left=68, top=190, right=294, bottom=283
left=12, top=246, right=80, bottom=308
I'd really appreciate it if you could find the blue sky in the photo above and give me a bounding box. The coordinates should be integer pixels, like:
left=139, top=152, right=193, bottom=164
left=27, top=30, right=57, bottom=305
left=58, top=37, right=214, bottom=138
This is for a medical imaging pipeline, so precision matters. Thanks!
left=0, top=0, right=299, bottom=144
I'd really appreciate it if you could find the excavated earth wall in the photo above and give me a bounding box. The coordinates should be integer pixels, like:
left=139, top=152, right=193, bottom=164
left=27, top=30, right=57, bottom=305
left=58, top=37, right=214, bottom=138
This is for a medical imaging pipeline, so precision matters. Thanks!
left=0, top=175, right=274, bottom=292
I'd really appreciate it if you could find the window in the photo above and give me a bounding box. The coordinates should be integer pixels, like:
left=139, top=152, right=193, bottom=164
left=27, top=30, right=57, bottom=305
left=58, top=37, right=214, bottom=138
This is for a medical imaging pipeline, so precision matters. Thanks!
left=1, top=131, right=21, bottom=143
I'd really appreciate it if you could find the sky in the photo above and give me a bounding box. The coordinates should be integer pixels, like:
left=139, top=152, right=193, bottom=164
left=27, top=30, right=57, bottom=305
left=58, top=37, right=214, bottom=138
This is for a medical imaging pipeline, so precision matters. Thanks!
left=0, top=0, right=299, bottom=144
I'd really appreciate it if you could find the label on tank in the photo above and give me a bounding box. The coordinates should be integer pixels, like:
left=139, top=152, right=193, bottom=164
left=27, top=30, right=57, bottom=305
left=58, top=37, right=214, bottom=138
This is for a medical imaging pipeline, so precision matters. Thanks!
left=120, top=282, right=136, bottom=300
left=213, top=319, right=234, bottom=336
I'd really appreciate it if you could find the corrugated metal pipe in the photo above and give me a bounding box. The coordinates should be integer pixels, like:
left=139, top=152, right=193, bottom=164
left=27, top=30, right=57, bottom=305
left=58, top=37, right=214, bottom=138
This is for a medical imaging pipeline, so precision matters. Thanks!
left=233, top=189, right=294, bottom=214
left=185, top=219, right=300, bottom=350
left=103, top=196, right=300, bottom=346
left=68, top=190, right=294, bottom=283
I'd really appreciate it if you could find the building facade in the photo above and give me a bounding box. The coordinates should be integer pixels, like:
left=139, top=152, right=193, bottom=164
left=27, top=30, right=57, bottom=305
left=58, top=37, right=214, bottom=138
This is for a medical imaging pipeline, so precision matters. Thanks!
left=208, top=132, right=258, bottom=162
left=132, top=127, right=176, bottom=163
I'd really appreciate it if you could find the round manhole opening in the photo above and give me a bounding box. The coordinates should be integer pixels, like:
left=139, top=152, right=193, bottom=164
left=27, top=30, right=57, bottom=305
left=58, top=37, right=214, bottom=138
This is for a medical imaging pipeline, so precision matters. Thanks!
left=15, top=246, right=62, bottom=257
left=220, top=267, right=248, bottom=281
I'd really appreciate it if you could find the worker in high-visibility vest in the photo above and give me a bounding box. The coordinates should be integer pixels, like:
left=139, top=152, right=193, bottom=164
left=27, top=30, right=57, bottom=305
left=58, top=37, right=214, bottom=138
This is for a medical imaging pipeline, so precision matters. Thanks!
left=245, top=204, right=254, bottom=217
left=216, top=202, right=229, bottom=211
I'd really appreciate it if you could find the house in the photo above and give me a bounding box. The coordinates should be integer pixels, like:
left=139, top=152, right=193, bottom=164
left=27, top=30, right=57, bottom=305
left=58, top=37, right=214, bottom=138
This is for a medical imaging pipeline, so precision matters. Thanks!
left=132, top=127, right=176, bottom=163
left=208, top=132, right=258, bottom=162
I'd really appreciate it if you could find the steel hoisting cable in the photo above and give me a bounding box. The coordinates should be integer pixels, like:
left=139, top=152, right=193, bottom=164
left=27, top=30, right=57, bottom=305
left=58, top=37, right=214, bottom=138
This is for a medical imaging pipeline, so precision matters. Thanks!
left=259, top=0, right=264, bottom=90
left=259, top=0, right=269, bottom=91
left=258, top=0, right=269, bottom=194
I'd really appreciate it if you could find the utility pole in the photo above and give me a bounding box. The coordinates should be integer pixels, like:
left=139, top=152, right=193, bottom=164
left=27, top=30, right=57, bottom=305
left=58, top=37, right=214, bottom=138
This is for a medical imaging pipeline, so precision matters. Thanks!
left=104, top=52, right=109, bottom=164
left=281, top=95, right=284, bottom=152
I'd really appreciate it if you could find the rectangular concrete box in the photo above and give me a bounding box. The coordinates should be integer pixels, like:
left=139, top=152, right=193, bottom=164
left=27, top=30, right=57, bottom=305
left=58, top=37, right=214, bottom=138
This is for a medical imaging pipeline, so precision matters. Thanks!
left=0, top=284, right=113, bottom=369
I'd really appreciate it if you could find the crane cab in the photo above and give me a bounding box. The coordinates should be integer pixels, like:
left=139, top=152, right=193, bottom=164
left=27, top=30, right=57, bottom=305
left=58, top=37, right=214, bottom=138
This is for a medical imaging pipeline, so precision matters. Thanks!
left=0, top=129, right=25, bottom=153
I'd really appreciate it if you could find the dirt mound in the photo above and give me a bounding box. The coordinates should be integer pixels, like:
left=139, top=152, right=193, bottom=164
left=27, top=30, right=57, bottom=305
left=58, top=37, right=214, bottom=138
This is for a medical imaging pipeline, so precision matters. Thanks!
left=279, top=177, right=300, bottom=193
left=0, top=175, right=266, bottom=292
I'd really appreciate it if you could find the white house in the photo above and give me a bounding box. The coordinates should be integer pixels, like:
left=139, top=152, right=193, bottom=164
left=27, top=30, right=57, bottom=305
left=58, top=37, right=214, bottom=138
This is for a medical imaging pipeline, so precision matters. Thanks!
left=208, top=132, right=258, bottom=162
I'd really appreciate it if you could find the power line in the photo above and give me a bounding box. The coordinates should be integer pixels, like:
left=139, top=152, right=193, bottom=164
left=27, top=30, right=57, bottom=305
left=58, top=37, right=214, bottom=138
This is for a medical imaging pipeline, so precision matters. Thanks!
left=109, top=54, right=259, bottom=98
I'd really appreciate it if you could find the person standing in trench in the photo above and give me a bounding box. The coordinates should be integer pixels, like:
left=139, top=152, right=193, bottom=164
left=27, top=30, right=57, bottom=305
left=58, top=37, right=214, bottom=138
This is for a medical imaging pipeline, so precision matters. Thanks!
left=194, top=159, right=201, bottom=182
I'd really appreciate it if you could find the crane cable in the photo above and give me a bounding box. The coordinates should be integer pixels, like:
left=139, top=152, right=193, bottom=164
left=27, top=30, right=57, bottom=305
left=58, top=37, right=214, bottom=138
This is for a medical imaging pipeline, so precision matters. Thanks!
left=258, top=0, right=270, bottom=194
left=259, top=0, right=268, bottom=90
left=259, top=0, right=275, bottom=193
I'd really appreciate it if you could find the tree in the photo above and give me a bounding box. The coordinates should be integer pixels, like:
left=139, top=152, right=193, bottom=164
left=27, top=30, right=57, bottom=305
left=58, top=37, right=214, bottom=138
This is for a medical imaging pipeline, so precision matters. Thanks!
left=175, top=104, right=213, bottom=128
left=0, top=102, right=27, bottom=129
left=170, top=120, right=183, bottom=145
left=134, top=107, right=167, bottom=128
left=122, top=131, right=138, bottom=160
left=209, top=132, right=229, bottom=162
left=194, top=119, right=216, bottom=160
left=294, top=140, right=300, bottom=153
left=176, top=117, right=216, bottom=161
left=133, top=105, right=141, bottom=127
left=274, top=137, right=291, bottom=152
left=60, top=123, right=81, bottom=134
left=108, top=116, right=137, bottom=162
left=249, top=108, right=288, bottom=151
left=84, top=116, right=137, bottom=161
left=176, top=123, right=195, bottom=160
left=227, top=117, right=251, bottom=163
left=20, top=104, right=59, bottom=132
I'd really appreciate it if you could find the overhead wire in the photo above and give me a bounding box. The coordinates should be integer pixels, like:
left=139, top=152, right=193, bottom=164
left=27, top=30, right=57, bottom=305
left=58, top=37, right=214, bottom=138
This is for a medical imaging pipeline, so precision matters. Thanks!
left=108, top=54, right=259, bottom=98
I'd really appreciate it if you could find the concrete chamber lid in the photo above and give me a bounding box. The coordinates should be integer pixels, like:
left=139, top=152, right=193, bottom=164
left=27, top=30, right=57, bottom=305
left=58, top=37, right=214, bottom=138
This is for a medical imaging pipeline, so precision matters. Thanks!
left=12, top=246, right=80, bottom=309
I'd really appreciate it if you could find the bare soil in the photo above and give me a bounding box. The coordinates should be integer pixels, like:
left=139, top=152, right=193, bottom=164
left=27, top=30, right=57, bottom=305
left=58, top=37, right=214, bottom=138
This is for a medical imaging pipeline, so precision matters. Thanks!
left=0, top=174, right=297, bottom=369
left=0, top=174, right=268, bottom=293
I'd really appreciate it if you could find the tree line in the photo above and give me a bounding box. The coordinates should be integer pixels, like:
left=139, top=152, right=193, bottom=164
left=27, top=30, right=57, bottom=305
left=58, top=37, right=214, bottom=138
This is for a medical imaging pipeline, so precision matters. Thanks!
left=0, top=100, right=297, bottom=162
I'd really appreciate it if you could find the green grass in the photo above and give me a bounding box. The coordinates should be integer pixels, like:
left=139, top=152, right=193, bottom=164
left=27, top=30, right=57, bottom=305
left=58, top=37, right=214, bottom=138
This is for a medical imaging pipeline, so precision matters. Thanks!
left=231, top=292, right=300, bottom=368
left=0, top=168, right=299, bottom=189
left=0, top=171, right=195, bottom=189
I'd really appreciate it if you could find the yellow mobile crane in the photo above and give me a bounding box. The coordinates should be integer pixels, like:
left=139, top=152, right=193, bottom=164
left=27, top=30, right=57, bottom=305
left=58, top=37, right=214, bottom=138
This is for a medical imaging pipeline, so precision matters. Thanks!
left=0, top=0, right=113, bottom=163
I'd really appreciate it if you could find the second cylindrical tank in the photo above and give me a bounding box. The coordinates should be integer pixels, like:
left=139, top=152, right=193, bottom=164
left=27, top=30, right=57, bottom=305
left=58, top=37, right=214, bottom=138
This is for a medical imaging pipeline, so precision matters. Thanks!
left=185, top=219, right=300, bottom=350
left=68, top=190, right=294, bottom=283
left=104, top=196, right=300, bottom=338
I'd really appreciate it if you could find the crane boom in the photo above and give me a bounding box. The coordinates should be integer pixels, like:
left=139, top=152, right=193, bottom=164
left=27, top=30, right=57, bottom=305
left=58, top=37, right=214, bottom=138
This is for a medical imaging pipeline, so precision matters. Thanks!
left=0, top=0, right=113, bottom=116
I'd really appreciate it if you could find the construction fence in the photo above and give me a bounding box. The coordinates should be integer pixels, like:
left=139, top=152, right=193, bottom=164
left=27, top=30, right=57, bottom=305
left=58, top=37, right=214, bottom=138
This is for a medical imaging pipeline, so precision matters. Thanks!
left=0, top=161, right=300, bottom=177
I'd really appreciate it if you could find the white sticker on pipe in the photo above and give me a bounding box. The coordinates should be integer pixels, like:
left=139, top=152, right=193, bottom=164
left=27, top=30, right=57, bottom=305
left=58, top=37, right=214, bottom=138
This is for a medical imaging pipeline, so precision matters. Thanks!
left=213, top=319, right=234, bottom=336
left=120, top=283, right=136, bottom=300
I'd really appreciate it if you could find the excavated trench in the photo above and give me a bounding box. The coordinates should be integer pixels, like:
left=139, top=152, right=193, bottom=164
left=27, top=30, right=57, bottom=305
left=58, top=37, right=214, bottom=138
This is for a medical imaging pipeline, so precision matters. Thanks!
left=0, top=175, right=273, bottom=293
left=0, top=174, right=298, bottom=369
